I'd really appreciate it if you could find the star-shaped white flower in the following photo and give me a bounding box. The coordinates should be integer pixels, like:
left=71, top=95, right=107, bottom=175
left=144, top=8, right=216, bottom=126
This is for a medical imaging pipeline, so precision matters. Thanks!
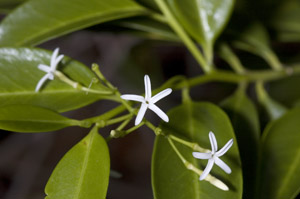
left=35, top=48, right=64, bottom=92
left=193, top=131, right=233, bottom=181
left=121, top=75, right=172, bottom=125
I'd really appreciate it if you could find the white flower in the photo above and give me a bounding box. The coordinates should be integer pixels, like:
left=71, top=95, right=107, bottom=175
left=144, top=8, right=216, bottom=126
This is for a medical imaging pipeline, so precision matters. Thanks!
left=35, top=48, right=64, bottom=92
left=121, top=75, right=172, bottom=125
left=193, top=131, right=233, bottom=181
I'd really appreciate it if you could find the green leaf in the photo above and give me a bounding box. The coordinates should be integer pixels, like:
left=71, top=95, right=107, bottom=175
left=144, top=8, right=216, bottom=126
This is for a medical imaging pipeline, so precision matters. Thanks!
left=0, top=47, right=111, bottom=113
left=221, top=86, right=259, bottom=199
left=257, top=107, right=300, bottom=199
left=166, top=0, right=235, bottom=47
left=0, top=104, right=84, bottom=132
left=270, top=0, right=300, bottom=42
left=0, top=0, right=147, bottom=46
left=152, top=101, right=242, bottom=199
left=45, top=126, right=110, bottom=199
left=113, top=17, right=180, bottom=42
left=268, top=74, right=300, bottom=107
left=256, top=82, right=288, bottom=120
left=0, top=0, right=27, bottom=13
left=233, top=23, right=282, bottom=70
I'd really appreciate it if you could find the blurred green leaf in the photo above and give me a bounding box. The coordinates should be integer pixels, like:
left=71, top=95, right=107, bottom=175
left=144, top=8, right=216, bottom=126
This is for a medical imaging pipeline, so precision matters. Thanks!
left=166, top=0, right=235, bottom=47
left=233, top=23, right=282, bottom=70
left=0, top=104, right=84, bottom=132
left=0, top=0, right=147, bottom=46
left=256, top=82, right=288, bottom=120
left=135, top=0, right=159, bottom=11
left=152, top=101, right=242, bottom=199
left=45, top=126, right=110, bottom=199
left=268, top=74, right=300, bottom=107
left=0, top=47, right=111, bottom=112
left=221, top=86, right=259, bottom=199
left=271, top=0, right=300, bottom=42
left=257, top=107, right=300, bottom=199
left=113, top=17, right=179, bottom=42
left=0, top=0, right=27, bottom=13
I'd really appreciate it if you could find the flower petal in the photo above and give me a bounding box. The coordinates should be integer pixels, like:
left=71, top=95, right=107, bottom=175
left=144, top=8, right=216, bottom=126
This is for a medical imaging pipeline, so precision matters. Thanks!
left=200, top=158, right=214, bottom=181
left=144, top=75, right=151, bottom=100
left=35, top=74, right=50, bottom=92
left=216, top=138, right=233, bottom=157
left=192, top=152, right=211, bottom=159
left=121, top=94, right=145, bottom=102
left=38, top=64, right=51, bottom=73
left=209, top=131, right=218, bottom=153
left=215, top=157, right=231, bottom=174
left=150, top=88, right=172, bottom=104
left=148, top=103, right=168, bottom=122
left=135, top=103, right=148, bottom=125
left=51, top=48, right=60, bottom=67
left=51, top=54, right=64, bottom=70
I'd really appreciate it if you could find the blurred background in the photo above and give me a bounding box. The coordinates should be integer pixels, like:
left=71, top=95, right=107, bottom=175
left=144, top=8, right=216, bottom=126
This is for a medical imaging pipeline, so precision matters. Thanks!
left=0, top=0, right=300, bottom=198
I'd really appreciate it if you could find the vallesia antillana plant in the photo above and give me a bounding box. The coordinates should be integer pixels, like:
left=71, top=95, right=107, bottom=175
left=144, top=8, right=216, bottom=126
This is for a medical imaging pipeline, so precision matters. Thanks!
left=0, top=0, right=300, bottom=198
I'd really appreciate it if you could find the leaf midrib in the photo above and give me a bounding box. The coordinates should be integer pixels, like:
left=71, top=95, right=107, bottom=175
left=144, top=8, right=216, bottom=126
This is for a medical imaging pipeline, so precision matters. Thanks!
left=73, top=128, right=96, bottom=199
left=277, top=146, right=300, bottom=198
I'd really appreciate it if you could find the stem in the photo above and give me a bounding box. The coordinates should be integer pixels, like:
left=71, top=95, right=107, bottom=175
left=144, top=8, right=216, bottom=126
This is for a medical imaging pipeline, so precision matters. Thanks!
left=167, top=137, right=229, bottom=191
left=105, top=114, right=132, bottom=126
left=168, top=135, right=209, bottom=153
left=83, top=105, right=126, bottom=124
left=154, top=0, right=211, bottom=73
left=54, top=71, right=113, bottom=95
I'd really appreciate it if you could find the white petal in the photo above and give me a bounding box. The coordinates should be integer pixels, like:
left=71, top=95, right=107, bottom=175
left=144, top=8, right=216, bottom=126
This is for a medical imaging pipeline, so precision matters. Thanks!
left=35, top=74, right=50, bottom=92
left=48, top=73, right=54, bottom=80
left=209, top=131, right=218, bottom=153
left=192, top=152, right=211, bottom=159
left=135, top=103, right=148, bottom=125
left=150, top=88, right=172, bottom=103
left=51, top=48, right=60, bottom=66
left=148, top=104, right=168, bottom=122
left=214, top=157, right=231, bottom=174
left=216, top=139, right=233, bottom=157
left=38, top=64, right=51, bottom=73
left=200, top=158, right=214, bottom=181
left=51, top=54, right=64, bottom=70
left=144, top=75, right=151, bottom=100
left=121, top=94, right=145, bottom=102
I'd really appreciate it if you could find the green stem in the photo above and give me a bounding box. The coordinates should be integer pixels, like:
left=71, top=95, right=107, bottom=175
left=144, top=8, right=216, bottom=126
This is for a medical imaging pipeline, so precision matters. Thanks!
left=167, top=137, right=229, bottom=191
left=168, top=135, right=209, bottom=153
left=153, top=0, right=211, bottom=73
left=54, top=71, right=113, bottom=95
left=83, top=105, right=126, bottom=124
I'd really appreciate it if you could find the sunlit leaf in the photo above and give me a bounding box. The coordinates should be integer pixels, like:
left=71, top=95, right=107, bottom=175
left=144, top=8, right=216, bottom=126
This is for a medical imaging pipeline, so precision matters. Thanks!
left=257, top=107, right=300, bottom=199
left=0, top=47, right=112, bottom=112
left=221, top=86, right=259, bottom=199
left=0, top=104, right=85, bottom=132
left=166, top=0, right=235, bottom=47
left=45, top=126, right=110, bottom=199
left=152, top=101, right=242, bottom=199
left=0, top=0, right=147, bottom=46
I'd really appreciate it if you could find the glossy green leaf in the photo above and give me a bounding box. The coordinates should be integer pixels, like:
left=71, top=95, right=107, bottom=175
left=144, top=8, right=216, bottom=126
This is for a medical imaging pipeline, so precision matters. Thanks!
left=0, top=0, right=147, bottom=46
left=0, top=47, right=112, bottom=113
left=166, top=0, right=235, bottom=47
left=257, top=107, right=300, bottom=199
left=221, top=86, right=259, bottom=199
left=152, top=101, right=242, bottom=199
left=45, top=126, right=110, bottom=199
left=0, top=104, right=84, bottom=132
